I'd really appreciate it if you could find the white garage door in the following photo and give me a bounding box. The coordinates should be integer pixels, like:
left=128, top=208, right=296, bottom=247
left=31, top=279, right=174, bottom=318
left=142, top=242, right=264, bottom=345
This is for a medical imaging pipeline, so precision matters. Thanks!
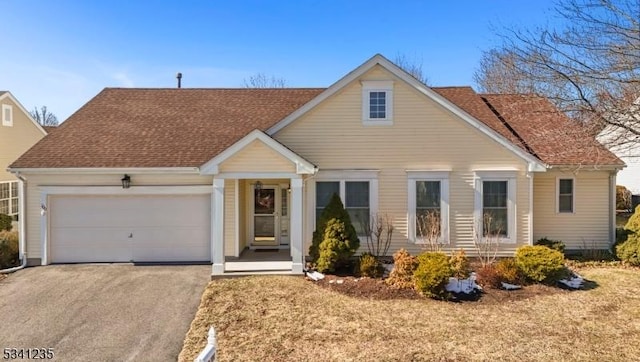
left=50, top=194, right=211, bottom=263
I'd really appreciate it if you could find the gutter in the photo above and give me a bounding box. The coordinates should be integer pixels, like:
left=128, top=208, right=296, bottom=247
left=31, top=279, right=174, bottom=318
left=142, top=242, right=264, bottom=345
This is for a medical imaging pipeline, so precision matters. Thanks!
left=0, top=173, right=27, bottom=274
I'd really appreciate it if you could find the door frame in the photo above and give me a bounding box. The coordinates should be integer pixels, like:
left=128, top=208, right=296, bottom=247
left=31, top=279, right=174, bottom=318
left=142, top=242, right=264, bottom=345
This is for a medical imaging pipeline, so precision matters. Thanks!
left=247, top=183, right=290, bottom=250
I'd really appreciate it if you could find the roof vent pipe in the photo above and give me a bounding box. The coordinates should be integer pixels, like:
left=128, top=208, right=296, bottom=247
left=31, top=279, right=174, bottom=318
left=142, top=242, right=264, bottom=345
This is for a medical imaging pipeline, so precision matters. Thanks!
left=176, top=72, right=182, bottom=88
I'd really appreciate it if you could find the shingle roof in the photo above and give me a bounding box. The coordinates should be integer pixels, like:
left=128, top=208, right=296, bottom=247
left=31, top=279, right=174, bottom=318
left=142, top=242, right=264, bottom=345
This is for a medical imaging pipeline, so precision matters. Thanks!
left=11, top=86, right=622, bottom=169
left=11, top=88, right=324, bottom=168
left=481, top=94, right=623, bottom=166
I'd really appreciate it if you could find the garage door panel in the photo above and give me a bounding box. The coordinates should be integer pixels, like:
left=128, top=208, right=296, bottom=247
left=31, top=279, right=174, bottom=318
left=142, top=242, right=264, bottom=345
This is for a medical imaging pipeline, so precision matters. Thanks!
left=50, top=194, right=211, bottom=263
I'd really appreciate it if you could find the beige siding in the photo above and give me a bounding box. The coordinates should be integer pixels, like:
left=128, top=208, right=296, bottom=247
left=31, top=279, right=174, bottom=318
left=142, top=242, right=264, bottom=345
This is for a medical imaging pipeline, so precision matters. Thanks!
left=22, top=172, right=212, bottom=260
left=224, top=179, right=236, bottom=256
left=238, top=180, right=247, bottom=251
left=0, top=97, right=46, bottom=181
left=274, top=65, right=532, bottom=256
left=533, top=170, right=612, bottom=249
left=219, top=140, right=296, bottom=173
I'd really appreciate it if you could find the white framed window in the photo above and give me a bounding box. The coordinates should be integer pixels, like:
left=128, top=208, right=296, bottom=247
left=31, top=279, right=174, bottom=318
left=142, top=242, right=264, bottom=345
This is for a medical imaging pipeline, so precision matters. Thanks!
left=474, top=171, right=516, bottom=243
left=361, top=80, right=393, bottom=125
left=557, top=178, right=575, bottom=213
left=0, top=181, right=19, bottom=218
left=407, top=171, right=450, bottom=244
left=2, top=104, right=13, bottom=127
left=314, top=171, right=379, bottom=237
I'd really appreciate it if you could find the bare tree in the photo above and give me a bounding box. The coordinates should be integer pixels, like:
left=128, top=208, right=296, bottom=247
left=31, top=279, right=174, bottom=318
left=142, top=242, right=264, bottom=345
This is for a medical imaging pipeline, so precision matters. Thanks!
left=394, top=53, right=430, bottom=85
left=29, top=106, right=59, bottom=127
left=474, top=213, right=502, bottom=267
left=475, top=0, right=640, bottom=149
left=416, top=210, right=442, bottom=252
left=243, top=73, right=287, bottom=88
left=362, top=213, right=394, bottom=258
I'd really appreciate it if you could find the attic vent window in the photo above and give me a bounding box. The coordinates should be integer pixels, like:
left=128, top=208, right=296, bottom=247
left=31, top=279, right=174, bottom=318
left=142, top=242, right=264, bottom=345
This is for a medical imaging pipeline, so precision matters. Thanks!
left=2, top=104, right=12, bottom=127
left=361, top=80, right=393, bottom=126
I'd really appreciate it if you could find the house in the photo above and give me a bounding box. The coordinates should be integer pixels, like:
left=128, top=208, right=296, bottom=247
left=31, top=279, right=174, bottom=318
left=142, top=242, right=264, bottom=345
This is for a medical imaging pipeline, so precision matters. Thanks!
left=0, top=91, right=47, bottom=222
left=9, top=55, right=623, bottom=276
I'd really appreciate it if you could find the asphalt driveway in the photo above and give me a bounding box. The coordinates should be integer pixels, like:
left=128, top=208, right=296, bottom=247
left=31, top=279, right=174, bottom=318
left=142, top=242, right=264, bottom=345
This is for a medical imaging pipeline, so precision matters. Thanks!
left=0, top=264, right=210, bottom=362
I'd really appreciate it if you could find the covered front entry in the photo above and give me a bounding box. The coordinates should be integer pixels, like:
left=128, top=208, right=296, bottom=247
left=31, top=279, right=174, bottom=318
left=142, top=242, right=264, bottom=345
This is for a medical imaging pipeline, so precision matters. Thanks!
left=200, top=130, right=316, bottom=275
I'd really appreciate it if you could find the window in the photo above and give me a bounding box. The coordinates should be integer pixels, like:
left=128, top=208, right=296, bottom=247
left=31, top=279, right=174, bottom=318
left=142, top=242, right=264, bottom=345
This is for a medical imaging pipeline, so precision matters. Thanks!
left=0, top=181, right=18, bottom=217
left=474, top=171, right=516, bottom=243
left=408, top=172, right=449, bottom=243
left=558, top=178, right=574, bottom=213
left=2, top=104, right=13, bottom=127
left=362, top=80, right=393, bottom=125
left=314, top=172, right=378, bottom=238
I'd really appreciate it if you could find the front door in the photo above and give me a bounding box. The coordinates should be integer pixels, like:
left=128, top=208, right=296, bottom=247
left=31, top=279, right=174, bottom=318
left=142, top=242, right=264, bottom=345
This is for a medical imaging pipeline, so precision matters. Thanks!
left=253, top=186, right=278, bottom=246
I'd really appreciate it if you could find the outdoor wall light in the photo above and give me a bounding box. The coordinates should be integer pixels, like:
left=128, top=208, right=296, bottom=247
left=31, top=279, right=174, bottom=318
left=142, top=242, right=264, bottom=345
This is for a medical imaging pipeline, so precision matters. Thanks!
left=254, top=180, right=263, bottom=191
left=121, top=174, right=131, bottom=189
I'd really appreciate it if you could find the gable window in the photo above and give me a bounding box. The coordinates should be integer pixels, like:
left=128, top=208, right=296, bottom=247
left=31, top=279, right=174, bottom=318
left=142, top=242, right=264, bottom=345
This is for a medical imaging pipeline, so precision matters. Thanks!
left=474, top=171, right=516, bottom=243
left=407, top=171, right=450, bottom=243
left=0, top=181, right=18, bottom=218
left=557, top=178, right=574, bottom=213
left=314, top=171, right=378, bottom=237
left=2, top=104, right=13, bottom=127
left=361, top=81, right=393, bottom=125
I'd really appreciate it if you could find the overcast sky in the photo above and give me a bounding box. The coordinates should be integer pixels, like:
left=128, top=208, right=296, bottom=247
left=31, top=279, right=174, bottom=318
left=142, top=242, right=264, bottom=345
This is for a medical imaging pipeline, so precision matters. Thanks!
left=1, top=0, right=560, bottom=121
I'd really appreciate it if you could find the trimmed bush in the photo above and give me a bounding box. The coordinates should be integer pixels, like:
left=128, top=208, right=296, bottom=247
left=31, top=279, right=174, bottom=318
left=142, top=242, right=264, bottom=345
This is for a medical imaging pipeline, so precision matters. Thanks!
left=0, top=230, right=19, bottom=269
left=0, top=214, right=12, bottom=232
left=616, top=205, right=640, bottom=265
left=449, top=249, right=470, bottom=279
left=413, top=252, right=453, bottom=299
left=310, top=193, right=359, bottom=264
left=358, top=253, right=383, bottom=278
left=316, top=219, right=356, bottom=273
left=475, top=264, right=502, bottom=288
left=495, top=258, right=522, bottom=284
left=386, top=248, right=418, bottom=289
left=535, top=237, right=565, bottom=254
left=515, top=245, right=565, bottom=283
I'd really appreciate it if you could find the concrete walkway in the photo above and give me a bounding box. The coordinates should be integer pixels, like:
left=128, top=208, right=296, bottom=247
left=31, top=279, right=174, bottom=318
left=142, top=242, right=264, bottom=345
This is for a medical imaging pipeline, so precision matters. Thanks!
left=0, top=264, right=210, bottom=362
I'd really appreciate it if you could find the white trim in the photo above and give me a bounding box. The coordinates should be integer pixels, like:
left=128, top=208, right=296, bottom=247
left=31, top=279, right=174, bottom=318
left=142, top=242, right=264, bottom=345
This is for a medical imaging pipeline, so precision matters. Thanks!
left=234, top=179, right=240, bottom=258
left=290, top=178, right=304, bottom=274
left=527, top=172, right=534, bottom=246
left=40, top=192, right=48, bottom=265
left=10, top=167, right=200, bottom=174
left=38, top=185, right=212, bottom=195
left=2, top=104, right=13, bottom=127
left=609, top=173, right=616, bottom=246
left=556, top=177, right=576, bottom=214
left=18, top=179, right=26, bottom=261
left=212, top=178, right=225, bottom=274
left=0, top=92, right=47, bottom=134
left=361, top=80, right=394, bottom=125
left=200, top=129, right=316, bottom=175
left=407, top=171, right=450, bottom=244
left=215, top=172, right=302, bottom=180
left=266, top=54, right=546, bottom=172
left=474, top=171, right=517, bottom=243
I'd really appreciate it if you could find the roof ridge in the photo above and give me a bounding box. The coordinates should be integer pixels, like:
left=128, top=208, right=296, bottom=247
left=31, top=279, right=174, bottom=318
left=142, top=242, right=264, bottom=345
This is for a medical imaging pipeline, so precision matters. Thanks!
left=102, top=87, right=327, bottom=91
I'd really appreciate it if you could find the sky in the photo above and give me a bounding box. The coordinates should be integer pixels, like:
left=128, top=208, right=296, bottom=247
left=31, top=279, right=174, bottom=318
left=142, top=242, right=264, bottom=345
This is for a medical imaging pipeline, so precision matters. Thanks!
left=1, top=1, right=561, bottom=122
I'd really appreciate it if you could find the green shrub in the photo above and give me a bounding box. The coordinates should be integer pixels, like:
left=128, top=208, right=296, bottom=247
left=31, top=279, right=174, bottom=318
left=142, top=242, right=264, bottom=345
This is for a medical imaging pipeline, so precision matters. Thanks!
left=413, top=252, right=453, bottom=299
left=495, top=258, right=522, bottom=284
left=0, top=214, right=12, bottom=232
left=515, top=245, right=565, bottom=283
left=358, top=253, right=383, bottom=278
left=310, top=193, right=359, bottom=264
left=386, top=248, right=418, bottom=289
left=316, top=219, right=357, bottom=273
left=617, top=205, right=640, bottom=266
left=449, top=249, right=470, bottom=279
left=0, top=230, right=19, bottom=269
left=534, top=237, right=565, bottom=253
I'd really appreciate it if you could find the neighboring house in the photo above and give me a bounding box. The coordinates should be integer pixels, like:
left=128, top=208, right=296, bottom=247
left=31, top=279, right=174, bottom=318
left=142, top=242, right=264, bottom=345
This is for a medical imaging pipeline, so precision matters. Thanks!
left=9, top=55, right=623, bottom=276
left=0, top=91, right=47, bottom=220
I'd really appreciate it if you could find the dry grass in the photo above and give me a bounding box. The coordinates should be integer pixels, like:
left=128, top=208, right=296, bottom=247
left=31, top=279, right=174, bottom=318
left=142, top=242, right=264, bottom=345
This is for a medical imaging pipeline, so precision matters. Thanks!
left=180, top=268, right=640, bottom=362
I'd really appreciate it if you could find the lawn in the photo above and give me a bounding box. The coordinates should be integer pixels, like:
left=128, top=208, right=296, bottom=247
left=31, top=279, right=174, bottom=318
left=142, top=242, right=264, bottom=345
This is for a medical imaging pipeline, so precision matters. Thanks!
left=180, top=268, right=640, bottom=362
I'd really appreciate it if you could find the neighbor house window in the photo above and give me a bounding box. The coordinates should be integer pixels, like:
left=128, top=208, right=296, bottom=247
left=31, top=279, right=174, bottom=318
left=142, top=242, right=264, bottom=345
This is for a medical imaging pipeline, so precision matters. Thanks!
left=314, top=171, right=378, bottom=237
left=2, top=104, right=12, bottom=127
left=0, top=181, right=18, bottom=217
left=558, top=178, right=574, bottom=213
left=362, top=80, right=393, bottom=125
left=407, top=171, right=450, bottom=243
left=474, top=171, right=516, bottom=243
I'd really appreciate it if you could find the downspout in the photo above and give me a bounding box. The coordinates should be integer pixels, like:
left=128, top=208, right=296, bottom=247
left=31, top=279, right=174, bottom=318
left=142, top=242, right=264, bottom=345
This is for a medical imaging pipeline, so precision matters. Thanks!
left=609, top=172, right=616, bottom=249
left=0, top=173, right=27, bottom=273
left=527, top=171, right=534, bottom=246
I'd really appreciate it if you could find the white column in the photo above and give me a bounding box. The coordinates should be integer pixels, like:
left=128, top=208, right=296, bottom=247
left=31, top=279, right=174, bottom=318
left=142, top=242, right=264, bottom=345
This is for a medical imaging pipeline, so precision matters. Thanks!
left=212, top=178, right=225, bottom=275
left=290, top=178, right=304, bottom=274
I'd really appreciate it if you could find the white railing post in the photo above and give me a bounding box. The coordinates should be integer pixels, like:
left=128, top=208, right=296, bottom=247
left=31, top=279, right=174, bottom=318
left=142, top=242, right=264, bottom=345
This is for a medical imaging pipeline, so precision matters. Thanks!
left=194, top=327, right=216, bottom=362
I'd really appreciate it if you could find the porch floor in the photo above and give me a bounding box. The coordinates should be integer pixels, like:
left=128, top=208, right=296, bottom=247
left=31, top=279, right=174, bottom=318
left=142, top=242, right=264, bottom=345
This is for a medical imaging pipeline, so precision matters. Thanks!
left=227, top=248, right=292, bottom=262
left=223, top=248, right=294, bottom=273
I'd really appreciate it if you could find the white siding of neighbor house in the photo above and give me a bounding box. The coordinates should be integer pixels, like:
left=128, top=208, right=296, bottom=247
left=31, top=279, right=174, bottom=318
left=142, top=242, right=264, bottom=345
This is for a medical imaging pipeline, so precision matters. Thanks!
left=273, top=65, right=533, bottom=256
left=218, top=139, right=296, bottom=174
left=21, top=173, right=212, bottom=261
left=533, top=170, right=612, bottom=250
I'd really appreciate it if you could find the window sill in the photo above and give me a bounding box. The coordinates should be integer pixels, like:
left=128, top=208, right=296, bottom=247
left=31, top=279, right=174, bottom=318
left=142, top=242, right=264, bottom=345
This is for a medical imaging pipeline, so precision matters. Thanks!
left=362, top=119, right=393, bottom=126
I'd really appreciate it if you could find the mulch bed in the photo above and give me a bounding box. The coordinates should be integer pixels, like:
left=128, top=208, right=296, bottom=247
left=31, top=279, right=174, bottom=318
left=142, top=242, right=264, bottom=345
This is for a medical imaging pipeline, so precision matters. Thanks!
left=312, top=274, right=568, bottom=304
